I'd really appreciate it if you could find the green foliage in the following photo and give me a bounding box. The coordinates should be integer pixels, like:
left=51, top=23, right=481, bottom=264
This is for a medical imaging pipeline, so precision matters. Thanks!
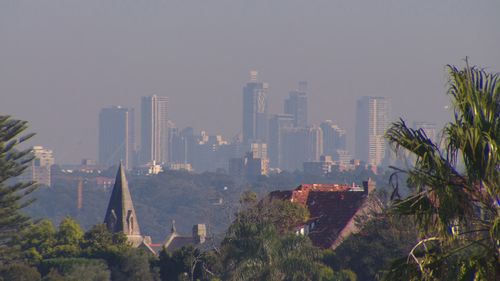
left=158, top=246, right=204, bottom=281
left=0, top=263, right=41, bottom=281
left=108, top=249, right=158, bottom=281
left=80, top=224, right=129, bottom=258
left=330, top=211, right=418, bottom=280
left=0, top=116, right=36, bottom=264
left=41, top=269, right=65, bottom=281
left=26, top=166, right=391, bottom=243
left=52, top=218, right=84, bottom=258
left=40, top=258, right=110, bottom=281
left=218, top=195, right=344, bottom=281
left=61, top=261, right=110, bottom=281
left=385, top=62, right=500, bottom=280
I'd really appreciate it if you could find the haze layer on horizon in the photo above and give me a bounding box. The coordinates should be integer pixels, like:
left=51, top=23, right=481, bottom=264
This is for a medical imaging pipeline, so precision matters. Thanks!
left=1, top=0, right=499, bottom=163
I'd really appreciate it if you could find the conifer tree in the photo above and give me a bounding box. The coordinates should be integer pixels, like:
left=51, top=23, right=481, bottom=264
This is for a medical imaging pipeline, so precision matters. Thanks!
left=0, top=115, right=36, bottom=264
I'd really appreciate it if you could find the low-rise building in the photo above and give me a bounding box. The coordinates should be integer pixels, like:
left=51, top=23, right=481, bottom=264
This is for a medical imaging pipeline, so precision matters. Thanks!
left=270, top=180, right=376, bottom=249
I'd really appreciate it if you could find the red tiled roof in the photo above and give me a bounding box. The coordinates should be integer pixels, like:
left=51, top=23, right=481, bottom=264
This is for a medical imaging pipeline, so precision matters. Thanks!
left=270, top=183, right=370, bottom=249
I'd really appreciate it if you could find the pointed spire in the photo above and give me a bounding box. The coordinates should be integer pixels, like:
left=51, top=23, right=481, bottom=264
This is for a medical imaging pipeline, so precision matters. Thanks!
left=171, top=220, right=176, bottom=234
left=104, top=163, right=141, bottom=236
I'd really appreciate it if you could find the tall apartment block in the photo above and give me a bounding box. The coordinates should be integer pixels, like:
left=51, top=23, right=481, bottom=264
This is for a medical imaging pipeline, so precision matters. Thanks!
left=242, top=71, right=268, bottom=144
left=284, top=81, right=308, bottom=128
left=320, top=120, right=347, bottom=159
left=20, top=146, right=55, bottom=187
left=268, top=114, right=294, bottom=168
left=141, top=95, right=169, bottom=165
left=355, top=96, right=392, bottom=167
left=281, top=126, right=323, bottom=171
left=99, top=106, right=135, bottom=169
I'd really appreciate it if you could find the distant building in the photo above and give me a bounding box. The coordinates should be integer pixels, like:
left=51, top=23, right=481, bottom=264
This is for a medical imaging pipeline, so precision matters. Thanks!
left=141, top=95, right=169, bottom=165
left=159, top=222, right=208, bottom=253
left=307, top=125, right=323, bottom=162
left=99, top=106, right=135, bottom=170
left=20, top=146, right=55, bottom=187
left=333, top=149, right=352, bottom=166
left=229, top=152, right=269, bottom=179
left=284, top=81, right=308, bottom=128
left=282, top=126, right=323, bottom=171
left=248, top=142, right=268, bottom=159
left=355, top=96, right=391, bottom=167
left=166, top=163, right=193, bottom=172
left=192, top=133, right=230, bottom=172
left=268, top=114, right=294, bottom=169
left=303, top=155, right=335, bottom=176
left=242, top=71, right=269, bottom=143
left=320, top=120, right=347, bottom=158
left=270, top=180, right=377, bottom=249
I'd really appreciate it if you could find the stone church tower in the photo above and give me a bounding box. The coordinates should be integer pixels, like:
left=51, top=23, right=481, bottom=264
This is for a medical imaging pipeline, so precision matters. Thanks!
left=104, top=163, right=144, bottom=246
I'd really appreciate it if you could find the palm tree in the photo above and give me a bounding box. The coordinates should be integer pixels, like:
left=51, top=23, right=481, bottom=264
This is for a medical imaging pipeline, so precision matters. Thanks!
left=384, top=62, right=500, bottom=280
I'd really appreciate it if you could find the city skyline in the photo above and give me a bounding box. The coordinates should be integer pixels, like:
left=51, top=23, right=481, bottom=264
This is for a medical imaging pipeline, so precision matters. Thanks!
left=1, top=1, right=499, bottom=163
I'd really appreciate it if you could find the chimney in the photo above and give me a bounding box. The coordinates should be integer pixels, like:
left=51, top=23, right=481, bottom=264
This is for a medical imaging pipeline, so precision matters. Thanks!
left=192, top=224, right=207, bottom=244
left=362, top=178, right=376, bottom=195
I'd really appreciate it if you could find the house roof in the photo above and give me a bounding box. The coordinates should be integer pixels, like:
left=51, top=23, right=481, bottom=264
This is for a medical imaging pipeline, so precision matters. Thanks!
left=270, top=182, right=373, bottom=249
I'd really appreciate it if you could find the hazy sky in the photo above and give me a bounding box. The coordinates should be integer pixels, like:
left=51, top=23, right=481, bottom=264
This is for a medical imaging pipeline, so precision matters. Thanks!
left=1, top=0, right=499, bottom=164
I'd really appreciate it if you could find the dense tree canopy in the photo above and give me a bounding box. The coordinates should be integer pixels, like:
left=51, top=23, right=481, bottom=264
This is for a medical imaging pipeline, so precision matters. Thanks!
left=0, top=116, right=36, bottom=264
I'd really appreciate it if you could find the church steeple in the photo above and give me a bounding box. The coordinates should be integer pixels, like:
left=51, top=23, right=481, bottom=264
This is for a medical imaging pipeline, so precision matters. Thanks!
left=104, top=163, right=141, bottom=237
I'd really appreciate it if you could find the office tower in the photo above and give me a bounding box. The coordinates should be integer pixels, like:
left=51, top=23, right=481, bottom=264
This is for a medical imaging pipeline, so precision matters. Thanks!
left=355, top=96, right=392, bottom=167
left=141, top=95, right=169, bottom=165
left=284, top=81, right=308, bottom=127
left=242, top=71, right=269, bottom=143
left=21, top=146, right=55, bottom=187
left=413, top=121, right=437, bottom=143
left=320, top=120, right=347, bottom=158
left=282, top=126, right=322, bottom=171
left=168, top=123, right=189, bottom=165
left=307, top=125, right=323, bottom=162
left=268, top=114, right=294, bottom=168
left=99, top=106, right=135, bottom=169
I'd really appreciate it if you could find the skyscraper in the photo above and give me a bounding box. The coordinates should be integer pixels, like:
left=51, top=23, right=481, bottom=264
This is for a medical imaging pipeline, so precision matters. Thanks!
left=19, top=146, right=55, bottom=187
left=320, top=120, right=347, bottom=158
left=242, top=71, right=268, bottom=143
left=355, top=96, right=392, bottom=167
left=268, top=114, right=294, bottom=169
left=284, top=81, right=308, bottom=128
left=141, top=95, right=168, bottom=165
left=281, top=126, right=322, bottom=171
left=99, top=106, right=135, bottom=169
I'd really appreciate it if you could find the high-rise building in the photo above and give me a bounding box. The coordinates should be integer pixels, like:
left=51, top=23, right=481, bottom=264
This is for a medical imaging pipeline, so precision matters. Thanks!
left=281, top=126, right=322, bottom=171
left=20, top=146, right=55, bottom=187
left=268, top=114, right=294, bottom=169
left=141, top=95, right=169, bottom=165
left=320, top=120, right=347, bottom=158
left=242, top=71, right=269, bottom=143
left=307, top=125, right=323, bottom=162
left=355, top=96, right=392, bottom=167
left=284, top=81, right=308, bottom=128
left=99, top=106, right=135, bottom=169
